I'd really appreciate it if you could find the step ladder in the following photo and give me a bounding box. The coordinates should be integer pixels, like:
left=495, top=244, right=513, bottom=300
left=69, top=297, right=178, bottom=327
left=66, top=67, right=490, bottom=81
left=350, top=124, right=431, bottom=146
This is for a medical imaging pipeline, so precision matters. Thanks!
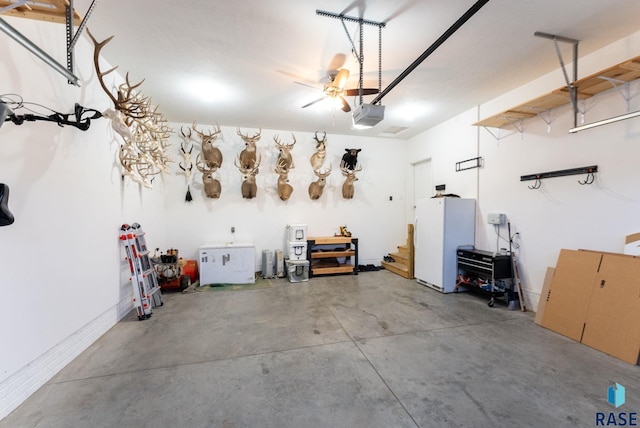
left=120, top=223, right=163, bottom=320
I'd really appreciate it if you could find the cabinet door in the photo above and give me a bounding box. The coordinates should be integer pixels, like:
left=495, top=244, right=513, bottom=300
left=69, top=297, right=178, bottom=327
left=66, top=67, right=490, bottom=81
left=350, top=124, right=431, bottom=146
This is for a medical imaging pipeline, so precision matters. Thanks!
left=541, top=249, right=602, bottom=341
left=582, top=254, right=640, bottom=364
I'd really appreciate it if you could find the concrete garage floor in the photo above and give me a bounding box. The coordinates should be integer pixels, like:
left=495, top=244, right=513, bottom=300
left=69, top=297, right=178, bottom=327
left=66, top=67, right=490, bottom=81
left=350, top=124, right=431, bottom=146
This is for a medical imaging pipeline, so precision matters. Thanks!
left=2, top=269, right=639, bottom=427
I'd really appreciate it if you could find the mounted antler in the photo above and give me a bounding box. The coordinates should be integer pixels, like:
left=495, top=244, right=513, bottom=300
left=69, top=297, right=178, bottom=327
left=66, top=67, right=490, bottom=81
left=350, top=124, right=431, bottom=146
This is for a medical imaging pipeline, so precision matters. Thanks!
left=308, top=164, right=332, bottom=200
left=87, top=28, right=173, bottom=189
left=273, top=133, right=296, bottom=170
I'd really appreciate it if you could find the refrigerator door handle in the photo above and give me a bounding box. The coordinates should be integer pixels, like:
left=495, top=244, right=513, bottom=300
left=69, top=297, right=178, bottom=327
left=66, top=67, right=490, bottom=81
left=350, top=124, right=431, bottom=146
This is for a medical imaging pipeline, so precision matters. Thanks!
left=414, top=218, right=418, bottom=247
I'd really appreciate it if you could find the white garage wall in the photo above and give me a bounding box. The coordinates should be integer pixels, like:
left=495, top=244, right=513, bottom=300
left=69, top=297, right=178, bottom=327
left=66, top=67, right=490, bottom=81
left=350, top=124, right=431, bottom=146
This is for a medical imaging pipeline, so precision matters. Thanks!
left=407, top=30, right=640, bottom=311
left=0, top=17, right=408, bottom=419
left=0, top=18, right=167, bottom=417
left=161, top=126, right=408, bottom=267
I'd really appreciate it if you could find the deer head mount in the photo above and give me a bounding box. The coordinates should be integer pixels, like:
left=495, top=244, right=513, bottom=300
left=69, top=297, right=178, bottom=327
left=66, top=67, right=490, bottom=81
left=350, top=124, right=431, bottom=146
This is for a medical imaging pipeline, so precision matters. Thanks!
left=308, top=164, right=332, bottom=200
left=310, top=131, right=327, bottom=170
left=275, top=158, right=293, bottom=201
left=196, top=153, right=222, bottom=199
left=273, top=133, right=296, bottom=170
left=235, top=154, right=261, bottom=199
left=237, top=128, right=261, bottom=169
left=194, top=122, right=223, bottom=169
left=87, top=29, right=173, bottom=189
left=341, top=164, right=362, bottom=199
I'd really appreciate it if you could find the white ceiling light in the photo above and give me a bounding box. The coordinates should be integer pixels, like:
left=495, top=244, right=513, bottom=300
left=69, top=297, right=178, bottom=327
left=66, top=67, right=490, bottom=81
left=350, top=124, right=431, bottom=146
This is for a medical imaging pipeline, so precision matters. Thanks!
left=184, top=79, right=235, bottom=104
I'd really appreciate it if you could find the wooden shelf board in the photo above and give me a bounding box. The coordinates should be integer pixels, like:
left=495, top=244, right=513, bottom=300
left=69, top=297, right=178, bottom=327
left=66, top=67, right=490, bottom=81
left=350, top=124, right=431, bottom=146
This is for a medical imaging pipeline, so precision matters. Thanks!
left=308, top=236, right=353, bottom=245
left=474, top=54, right=640, bottom=129
left=0, top=1, right=82, bottom=25
left=311, top=264, right=354, bottom=275
left=310, top=250, right=355, bottom=259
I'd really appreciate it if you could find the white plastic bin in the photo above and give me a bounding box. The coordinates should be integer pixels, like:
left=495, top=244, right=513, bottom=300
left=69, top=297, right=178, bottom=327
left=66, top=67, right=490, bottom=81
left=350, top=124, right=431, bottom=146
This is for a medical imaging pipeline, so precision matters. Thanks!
left=287, top=240, right=307, bottom=260
left=286, top=224, right=308, bottom=242
left=287, top=259, right=309, bottom=282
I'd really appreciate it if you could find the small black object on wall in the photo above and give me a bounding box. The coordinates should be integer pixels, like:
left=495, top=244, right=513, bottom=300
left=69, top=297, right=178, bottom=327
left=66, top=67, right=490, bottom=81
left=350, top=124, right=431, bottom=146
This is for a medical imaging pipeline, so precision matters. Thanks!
left=0, top=183, right=15, bottom=226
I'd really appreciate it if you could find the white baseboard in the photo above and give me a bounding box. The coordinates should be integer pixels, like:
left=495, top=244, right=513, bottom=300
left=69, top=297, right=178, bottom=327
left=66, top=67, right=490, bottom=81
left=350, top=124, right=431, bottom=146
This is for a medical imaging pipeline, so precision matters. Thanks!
left=0, top=295, right=133, bottom=420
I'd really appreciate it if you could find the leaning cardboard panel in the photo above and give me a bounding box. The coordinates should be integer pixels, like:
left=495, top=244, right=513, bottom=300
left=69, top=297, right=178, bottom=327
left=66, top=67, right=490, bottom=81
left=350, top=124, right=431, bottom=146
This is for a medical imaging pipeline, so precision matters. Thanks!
left=581, top=253, right=640, bottom=365
left=540, top=249, right=602, bottom=342
left=534, top=267, right=555, bottom=326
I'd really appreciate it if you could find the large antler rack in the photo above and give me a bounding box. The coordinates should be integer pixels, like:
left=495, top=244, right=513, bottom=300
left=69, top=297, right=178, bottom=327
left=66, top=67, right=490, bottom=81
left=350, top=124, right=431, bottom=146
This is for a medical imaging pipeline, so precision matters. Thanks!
left=87, top=29, right=173, bottom=189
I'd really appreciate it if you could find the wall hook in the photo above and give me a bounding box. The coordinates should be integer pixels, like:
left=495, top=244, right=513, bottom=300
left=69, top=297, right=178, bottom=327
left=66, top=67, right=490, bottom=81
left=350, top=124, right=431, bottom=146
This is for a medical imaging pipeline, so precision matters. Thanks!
left=528, top=176, right=542, bottom=189
left=578, top=169, right=596, bottom=185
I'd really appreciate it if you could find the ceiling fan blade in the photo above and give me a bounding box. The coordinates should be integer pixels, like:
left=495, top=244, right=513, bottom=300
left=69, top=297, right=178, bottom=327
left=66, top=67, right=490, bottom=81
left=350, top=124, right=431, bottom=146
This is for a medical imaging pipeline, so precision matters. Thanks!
left=302, top=97, right=326, bottom=109
left=327, top=53, right=347, bottom=75
left=344, top=88, right=379, bottom=97
left=332, top=69, right=350, bottom=90
left=294, top=81, right=320, bottom=90
left=340, top=97, right=351, bottom=113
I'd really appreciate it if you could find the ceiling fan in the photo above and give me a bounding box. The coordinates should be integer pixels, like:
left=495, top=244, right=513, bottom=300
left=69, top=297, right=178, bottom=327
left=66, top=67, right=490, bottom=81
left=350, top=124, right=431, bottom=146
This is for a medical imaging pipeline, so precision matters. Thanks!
left=300, top=68, right=378, bottom=113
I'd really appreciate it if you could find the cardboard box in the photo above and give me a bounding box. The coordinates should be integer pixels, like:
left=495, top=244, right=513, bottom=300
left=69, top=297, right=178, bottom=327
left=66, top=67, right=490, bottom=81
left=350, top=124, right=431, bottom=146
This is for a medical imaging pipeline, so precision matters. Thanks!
left=540, top=249, right=640, bottom=365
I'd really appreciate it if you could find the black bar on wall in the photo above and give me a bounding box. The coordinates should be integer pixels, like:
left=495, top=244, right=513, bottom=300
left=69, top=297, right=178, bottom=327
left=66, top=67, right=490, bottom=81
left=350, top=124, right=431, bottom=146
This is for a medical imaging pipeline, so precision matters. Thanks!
left=520, top=165, right=597, bottom=181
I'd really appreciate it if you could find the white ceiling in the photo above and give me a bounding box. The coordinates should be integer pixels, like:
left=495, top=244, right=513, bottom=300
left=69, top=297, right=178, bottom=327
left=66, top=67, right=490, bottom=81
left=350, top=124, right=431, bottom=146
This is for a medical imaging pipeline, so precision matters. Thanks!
left=72, top=0, right=640, bottom=139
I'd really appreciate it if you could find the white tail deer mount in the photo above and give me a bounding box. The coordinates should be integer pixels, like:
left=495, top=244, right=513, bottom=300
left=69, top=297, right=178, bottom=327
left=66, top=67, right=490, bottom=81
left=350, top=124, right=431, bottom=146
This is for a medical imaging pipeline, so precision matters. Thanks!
left=193, top=122, right=223, bottom=169
left=235, top=155, right=261, bottom=199
left=196, top=153, right=222, bottom=199
left=310, top=131, right=327, bottom=170
left=341, top=164, right=362, bottom=199
left=308, top=164, right=332, bottom=200
left=273, top=133, right=296, bottom=170
left=237, top=128, right=261, bottom=169
left=275, top=158, right=293, bottom=201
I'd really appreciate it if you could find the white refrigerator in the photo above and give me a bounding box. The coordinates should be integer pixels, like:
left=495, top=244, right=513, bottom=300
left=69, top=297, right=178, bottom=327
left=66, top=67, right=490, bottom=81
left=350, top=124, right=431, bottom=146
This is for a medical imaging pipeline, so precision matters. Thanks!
left=414, top=198, right=475, bottom=293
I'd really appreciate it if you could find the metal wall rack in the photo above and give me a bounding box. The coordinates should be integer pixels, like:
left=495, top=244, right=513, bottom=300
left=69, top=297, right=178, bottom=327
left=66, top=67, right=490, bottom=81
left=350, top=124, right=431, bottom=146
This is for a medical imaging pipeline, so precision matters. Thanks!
left=0, top=0, right=100, bottom=85
left=520, top=165, right=598, bottom=189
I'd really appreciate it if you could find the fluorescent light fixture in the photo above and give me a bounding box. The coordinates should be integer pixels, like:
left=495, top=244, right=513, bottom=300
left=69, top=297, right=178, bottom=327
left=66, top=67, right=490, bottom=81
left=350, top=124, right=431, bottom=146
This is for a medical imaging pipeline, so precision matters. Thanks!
left=569, top=110, right=640, bottom=133
left=184, top=78, right=235, bottom=104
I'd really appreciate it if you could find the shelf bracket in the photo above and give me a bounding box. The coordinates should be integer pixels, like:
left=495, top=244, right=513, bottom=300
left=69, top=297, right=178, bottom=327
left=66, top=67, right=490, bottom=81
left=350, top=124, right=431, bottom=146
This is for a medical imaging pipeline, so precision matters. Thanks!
left=534, top=31, right=580, bottom=129
left=503, top=116, right=527, bottom=135
left=598, top=76, right=637, bottom=111
left=528, top=107, right=558, bottom=133
left=481, top=126, right=515, bottom=141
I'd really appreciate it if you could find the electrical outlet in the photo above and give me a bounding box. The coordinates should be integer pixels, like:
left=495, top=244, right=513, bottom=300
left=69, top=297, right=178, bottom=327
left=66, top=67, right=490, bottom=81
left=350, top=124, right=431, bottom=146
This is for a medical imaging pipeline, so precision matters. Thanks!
left=231, top=226, right=235, bottom=233
left=487, top=213, right=506, bottom=225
